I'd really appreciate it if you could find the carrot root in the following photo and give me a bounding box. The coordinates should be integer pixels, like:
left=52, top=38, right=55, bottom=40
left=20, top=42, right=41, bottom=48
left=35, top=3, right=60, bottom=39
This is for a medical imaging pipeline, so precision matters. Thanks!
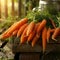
left=32, top=33, right=40, bottom=47
left=52, top=28, right=60, bottom=41
left=42, top=27, right=47, bottom=53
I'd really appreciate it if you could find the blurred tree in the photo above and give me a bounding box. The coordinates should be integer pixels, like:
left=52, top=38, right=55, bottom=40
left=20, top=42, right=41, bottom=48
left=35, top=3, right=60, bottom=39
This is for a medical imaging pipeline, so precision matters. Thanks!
left=32, top=0, right=39, bottom=8
left=0, top=0, right=1, bottom=18
left=21, top=0, right=27, bottom=17
left=46, top=0, right=58, bottom=15
left=26, top=0, right=39, bottom=11
left=5, top=0, right=8, bottom=18
left=11, top=0, right=15, bottom=16
left=40, top=0, right=58, bottom=15
left=18, top=0, right=21, bottom=17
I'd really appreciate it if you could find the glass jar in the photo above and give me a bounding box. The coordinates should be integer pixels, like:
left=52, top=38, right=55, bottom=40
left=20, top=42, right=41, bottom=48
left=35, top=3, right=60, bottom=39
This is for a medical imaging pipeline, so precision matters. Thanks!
left=39, top=0, right=60, bottom=15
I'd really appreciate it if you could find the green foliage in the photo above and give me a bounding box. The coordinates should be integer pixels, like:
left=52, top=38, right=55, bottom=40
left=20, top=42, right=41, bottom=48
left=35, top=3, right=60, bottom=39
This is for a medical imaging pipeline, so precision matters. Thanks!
left=26, top=8, right=59, bottom=28
left=0, top=16, right=20, bottom=30
left=46, top=4, right=58, bottom=15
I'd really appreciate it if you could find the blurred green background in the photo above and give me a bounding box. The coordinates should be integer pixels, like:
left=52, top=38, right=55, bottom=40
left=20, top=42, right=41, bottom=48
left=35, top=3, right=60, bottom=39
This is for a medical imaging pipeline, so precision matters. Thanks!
left=0, top=0, right=60, bottom=39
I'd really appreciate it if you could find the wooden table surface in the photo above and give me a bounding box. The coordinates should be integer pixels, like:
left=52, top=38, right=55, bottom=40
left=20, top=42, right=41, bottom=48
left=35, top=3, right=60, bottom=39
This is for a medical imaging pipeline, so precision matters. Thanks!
left=12, top=36, right=60, bottom=53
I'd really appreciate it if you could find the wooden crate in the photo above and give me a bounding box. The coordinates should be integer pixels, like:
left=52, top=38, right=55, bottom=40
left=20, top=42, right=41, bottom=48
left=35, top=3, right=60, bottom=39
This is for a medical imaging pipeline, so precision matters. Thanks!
left=12, top=36, right=60, bottom=60
left=12, top=36, right=60, bottom=53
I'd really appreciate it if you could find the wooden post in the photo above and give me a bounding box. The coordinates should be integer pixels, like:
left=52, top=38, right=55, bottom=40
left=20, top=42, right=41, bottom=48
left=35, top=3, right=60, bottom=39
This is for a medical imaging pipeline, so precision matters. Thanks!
left=18, top=0, right=21, bottom=17
left=28, top=0, right=33, bottom=10
left=11, top=0, right=15, bottom=16
left=0, top=0, right=1, bottom=18
left=21, top=0, right=26, bottom=17
left=5, top=0, right=8, bottom=18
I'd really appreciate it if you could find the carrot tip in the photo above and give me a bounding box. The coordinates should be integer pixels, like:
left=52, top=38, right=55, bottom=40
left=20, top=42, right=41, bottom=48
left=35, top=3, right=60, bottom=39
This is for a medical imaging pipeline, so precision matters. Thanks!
left=27, top=40, right=30, bottom=42
left=17, top=35, right=19, bottom=37
left=0, top=35, right=3, bottom=39
left=32, top=44, right=34, bottom=47
left=47, top=39, right=49, bottom=43
left=43, top=51, right=45, bottom=53
left=20, top=41, right=23, bottom=44
left=52, top=37, right=57, bottom=41
left=43, top=49, right=46, bottom=53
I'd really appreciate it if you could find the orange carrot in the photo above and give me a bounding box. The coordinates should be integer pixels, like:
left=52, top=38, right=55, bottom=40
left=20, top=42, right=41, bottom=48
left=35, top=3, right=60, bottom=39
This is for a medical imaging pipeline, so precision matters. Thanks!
left=27, top=29, right=35, bottom=42
left=17, top=23, right=28, bottom=37
left=0, top=33, right=12, bottom=39
left=47, top=28, right=51, bottom=43
left=27, top=22, right=40, bottom=42
left=0, top=23, right=17, bottom=39
left=42, top=27, right=47, bottom=53
left=0, top=18, right=28, bottom=39
left=20, top=26, right=28, bottom=44
left=36, top=22, right=41, bottom=31
left=49, top=18, right=56, bottom=28
left=37, top=19, right=47, bottom=33
left=8, top=18, right=28, bottom=34
left=52, top=28, right=60, bottom=41
left=0, top=22, right=17, bottom=39
left=12, top=30, right=18, bottom=36
left=50, top=29, right=55, bottom=33
left=26, top=21, right=35, bottom=36
left=32, top=33, right=40, bottom=47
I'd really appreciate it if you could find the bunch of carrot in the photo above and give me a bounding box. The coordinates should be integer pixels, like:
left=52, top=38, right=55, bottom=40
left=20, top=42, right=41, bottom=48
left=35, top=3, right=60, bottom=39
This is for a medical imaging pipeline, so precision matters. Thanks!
left=0, top=18, right=60, bottom=53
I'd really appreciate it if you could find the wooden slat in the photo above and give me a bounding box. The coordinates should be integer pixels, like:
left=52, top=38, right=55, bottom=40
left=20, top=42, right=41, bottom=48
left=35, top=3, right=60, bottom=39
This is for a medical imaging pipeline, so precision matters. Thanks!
left=19, top=53, right=40, bottom=60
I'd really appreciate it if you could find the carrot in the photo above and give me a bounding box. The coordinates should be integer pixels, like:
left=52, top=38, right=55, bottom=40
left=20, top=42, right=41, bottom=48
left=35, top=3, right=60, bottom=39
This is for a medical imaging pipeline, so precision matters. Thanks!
left=42, top=27, right=47, bottom=53
left=0, top=33, right=12, bottom=39
left=32, top=33, right=40, bottom=47
left=0, top=23, right=17, bottom=39
left=52, top=28, right=60, bottom=41
left=36, top=22, right=41, bottom=31
left=37, top=19, right=47, bottom=33
left=0, top=18, right=28, bottom=39
left=27, top=29, right=35, bottom=42
left=17, top=23, right=28, bottom=37
left=0, top=22, right=17, bottom=39
left=27, top=22, right=40, bottom=42
left=49, top=18, right=56, bottom=28
left=8, top=18, right=28, bottom=34
left=12, top=30, right=18, bottom=36
left=7, top=18, right=28, bottom=34
left=26, top=21, right=35, bottom=36
left=47, top=28, right=51, bottom=43
left=20, top=26, right=28, bottom=44
left=50, top=29, right=55, bottom=33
